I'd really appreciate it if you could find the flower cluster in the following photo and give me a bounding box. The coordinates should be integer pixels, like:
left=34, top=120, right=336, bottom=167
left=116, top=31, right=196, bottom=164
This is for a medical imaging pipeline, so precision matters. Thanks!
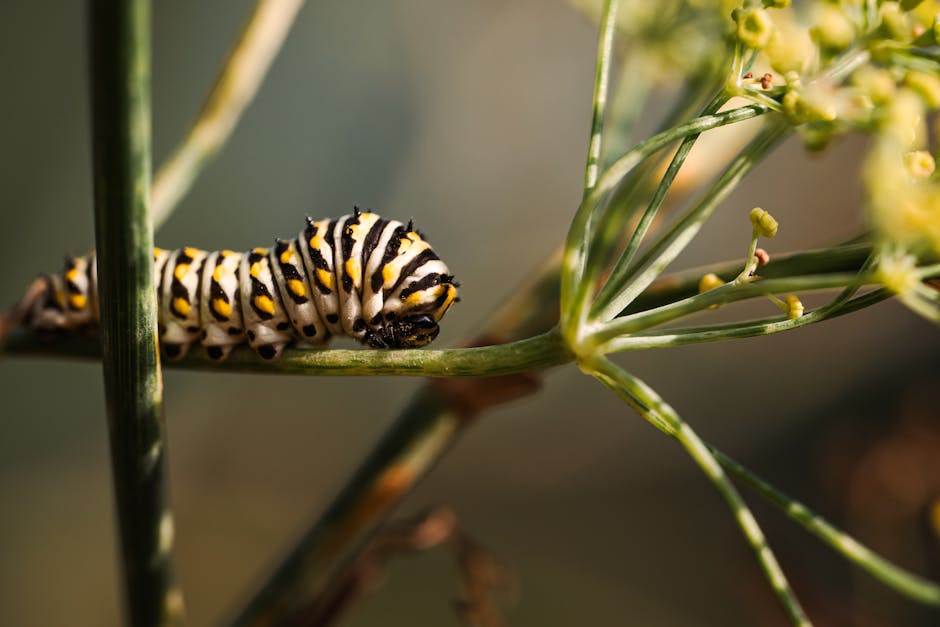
left=728, top=0, right=940, bottom=319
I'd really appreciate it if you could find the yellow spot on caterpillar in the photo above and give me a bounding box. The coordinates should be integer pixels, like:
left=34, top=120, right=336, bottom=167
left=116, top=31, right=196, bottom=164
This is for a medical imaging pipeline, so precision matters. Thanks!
left=397, top=238, right=413, bottom=254
left=382, top=264, right=396, bottom=285
left=253, top=247, right=268, bottom=256
left=65, top=267, right=79, bottom=282
left=172, top=297, right=191, bottom=317
left=254, top=295, right=276, bottom=315
left=153, top=247, right=165, bottom=258
left=316, top=268, right=333, bottom=290
left=287, top=279, right=306, bottom=297
left=249, top=262, right=262, bottom=279
left=220, top=249, right=235, bottom=257
left=404, top=291, right=426, bottom=306
left=437, top=285, right=457, bottom=313
left=173, top=263, right=190, bottom=281
left=309, top=234, right=323, bottom=250
left=212, top=265, right=226, bottom=282
left=345, top=259, right=360, bottom=284
left=183, top=247, right=201, bottom=258
left=279, top=247, right=294, bottom=264
left=212, top=298, right=232, bottom=319
left=69, top=293, right=87, bottom=310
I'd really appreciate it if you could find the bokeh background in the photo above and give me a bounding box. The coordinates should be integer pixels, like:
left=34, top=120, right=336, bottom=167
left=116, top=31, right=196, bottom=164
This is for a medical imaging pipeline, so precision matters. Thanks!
left=1, top=1, right=938, bottom=625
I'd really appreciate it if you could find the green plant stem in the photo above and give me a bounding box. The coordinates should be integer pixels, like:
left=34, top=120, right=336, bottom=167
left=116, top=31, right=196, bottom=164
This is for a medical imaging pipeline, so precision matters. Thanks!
left=594, top=272, right=866, bottom=344
left=590, top=67, right=725, bottom=269
left=587, top=357, right=811, bottom=627
left=581, top=0, right=619, bottom=194
left=88, top=1, right=183, bottom=625
left=5, top=328, right=570, bottom=377
left=151, top=0, right=305, bottom=229
left=603, top=289, right=892, bottom=352
left=591, top=121, right=790, bottom=322
left=564, top=0, right=620, bottom=340
left=627, top=242, right=875, bottom=312
left=560, top=104, right=771, bottom=341
left=713, top=450, right=940, bottom=607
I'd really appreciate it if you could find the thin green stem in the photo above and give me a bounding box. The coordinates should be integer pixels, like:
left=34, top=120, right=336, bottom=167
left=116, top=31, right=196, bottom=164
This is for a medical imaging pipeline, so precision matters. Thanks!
left=582, top=0, right=618, bottom=194
left=594, top=273, right=865, bottom=345
left=591, top=66, right=725, bottom=268
left=591, top=121, right=789, bottom=322
left=587, top=357, right=811, bottom=626
left=88, top=0, right=183, bottom=625
left=4, top=328, right=571, bottom=378
left=561, top=104, right=772, bottom=342
left=602, top=289, right=892, bottom=352
left=152, top=0, right=305, bottom=229
left=589, top=91, right=729, bottom=317
left=562, top=0, right=620, bottom=340
left=600, top=48, right=651, bottom=169
left=626, top=241, right=889, bottom=313
left=714, top=450, right=940, bottom=607
left=736, top=231, right=761, bottom=282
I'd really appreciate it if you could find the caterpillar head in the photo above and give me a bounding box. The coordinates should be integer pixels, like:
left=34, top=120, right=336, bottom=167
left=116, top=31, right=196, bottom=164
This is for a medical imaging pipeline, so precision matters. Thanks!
left=374, top=313, right=441, bottom=349
left=376, top=276, right=457, bottom=348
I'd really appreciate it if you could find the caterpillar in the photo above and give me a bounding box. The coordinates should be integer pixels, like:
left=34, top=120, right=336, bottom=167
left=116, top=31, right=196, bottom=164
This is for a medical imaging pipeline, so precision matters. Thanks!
left=17, top=209, right=459, bottom=360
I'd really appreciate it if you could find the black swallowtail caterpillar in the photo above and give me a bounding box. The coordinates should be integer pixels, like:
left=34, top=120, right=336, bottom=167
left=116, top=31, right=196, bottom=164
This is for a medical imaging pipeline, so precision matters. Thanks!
left=19, top=209, right=459, bottom=360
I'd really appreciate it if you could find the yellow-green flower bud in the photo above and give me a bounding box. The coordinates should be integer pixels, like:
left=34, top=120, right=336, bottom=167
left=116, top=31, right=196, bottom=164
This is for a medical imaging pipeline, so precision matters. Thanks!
left=904, top=150, right=936, bottom=178
left=698, top=273, right=724, bottom=293
left=750, top=207, right=779, bottom=238
left=904, top=70, right=940, bottom=109
left=785, top=294, right=804, bottom=319
left=880, top=89, right=926, bottom=145
left=782, top=86, right=838, bottom=124
left=811, top=6, right=856, bottom=52
left=735, top=8, right=775, bottom=49
left=851, top=66, right=897, bottom=105
left=764, top=19, right=815, bottom=75
left=880, top=3, right=912, bottom=41
left=762, top=0, right=790, bottom=8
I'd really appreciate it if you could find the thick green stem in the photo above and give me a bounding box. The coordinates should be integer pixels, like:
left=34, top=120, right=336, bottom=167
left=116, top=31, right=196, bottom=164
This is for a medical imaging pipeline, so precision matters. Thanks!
left=88, top=0, right=183, bottom=625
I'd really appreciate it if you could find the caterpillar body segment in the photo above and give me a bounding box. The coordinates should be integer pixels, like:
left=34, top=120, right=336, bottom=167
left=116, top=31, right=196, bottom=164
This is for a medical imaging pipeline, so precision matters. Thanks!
left=18, top=210, right=458, bottom=360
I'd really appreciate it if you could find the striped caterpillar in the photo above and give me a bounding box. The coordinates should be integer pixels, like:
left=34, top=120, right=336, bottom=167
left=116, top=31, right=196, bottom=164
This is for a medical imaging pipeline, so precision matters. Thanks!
left=18, top=209, right=459, bottom=360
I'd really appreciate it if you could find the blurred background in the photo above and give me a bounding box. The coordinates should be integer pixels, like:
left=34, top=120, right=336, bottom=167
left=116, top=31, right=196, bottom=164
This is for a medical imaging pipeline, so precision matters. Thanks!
left=1, top=1, right=938, bottom=625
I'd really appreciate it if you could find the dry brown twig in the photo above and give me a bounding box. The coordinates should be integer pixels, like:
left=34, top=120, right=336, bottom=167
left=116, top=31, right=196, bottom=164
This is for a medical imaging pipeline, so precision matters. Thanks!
left=296, top=507, right=517, bottom=627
